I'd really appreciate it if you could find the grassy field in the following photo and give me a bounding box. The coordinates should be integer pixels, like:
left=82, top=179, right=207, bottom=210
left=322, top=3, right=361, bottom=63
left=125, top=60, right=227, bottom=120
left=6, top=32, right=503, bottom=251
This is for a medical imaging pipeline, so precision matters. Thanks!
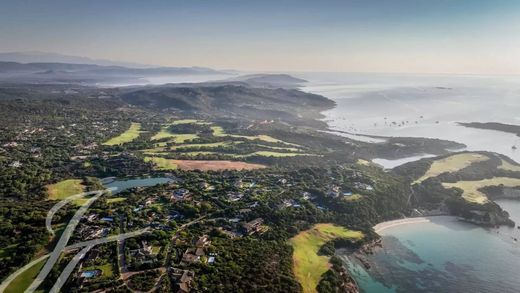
left=290, top=223, right=364, bottom=293
left=256, top=144, right=301, bottom=152
left=343, top=194, right=363, bottom=201
left=357, top=159, right=372, bottom=166
left=210, top=125, right=298, bottom=146
left=233, top=151, right=309, bottom=158
left=4, top=258, right=47, bottom=293
left=151, top=125, right=199, bottom=143
left=46, top=179, right=85, bottom=200
left=103, top=122, right=142, bottom=145
left=171, top=141, right=234, bottom=150
left=415, top=153, right=489, bottom=184
left=107, top=197, right=127, bottom=203
left=499, top=159, right=520, bottom=172
left=82, top=262, right=114, bottom=278
left=171, top=119, right=210, bottom=125
left=144, top=157, right=178, bottom=170
left=178, top=151, right=218, bottom=156
left=442, top=177, right=520, bottom=204
left=169, top=159, right=265, bottom=171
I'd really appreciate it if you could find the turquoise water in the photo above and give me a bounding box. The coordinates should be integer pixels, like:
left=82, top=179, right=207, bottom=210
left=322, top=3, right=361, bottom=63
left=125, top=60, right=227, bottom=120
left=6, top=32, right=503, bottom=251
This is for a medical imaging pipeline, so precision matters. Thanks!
left=344, top=203, right=520, bottom=293
left=103, top=177, right=175, bottom=194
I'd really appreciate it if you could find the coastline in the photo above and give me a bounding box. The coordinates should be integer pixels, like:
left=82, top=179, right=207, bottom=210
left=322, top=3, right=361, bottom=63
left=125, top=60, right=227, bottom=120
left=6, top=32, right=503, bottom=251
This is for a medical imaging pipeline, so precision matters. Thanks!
left=373, top=215, right=457, bottom=234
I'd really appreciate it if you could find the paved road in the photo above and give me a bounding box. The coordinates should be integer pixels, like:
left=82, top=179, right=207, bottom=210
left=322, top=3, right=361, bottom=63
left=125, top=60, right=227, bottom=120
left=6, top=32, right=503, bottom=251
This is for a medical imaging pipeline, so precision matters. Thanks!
left=0, top=255, right=49, bottom=292
left=46, top=190, right=102, bottom=235
left=65, top=228, right=151, bottom=250
left=50, top=229, right=151, bottom=293
left=49, top=245, right=93, bottom=293
left=0, top=228, right=150, bottom=293
left=26, top=190, right=106, bottom=293
left=46, top=188, right=116, bottom=235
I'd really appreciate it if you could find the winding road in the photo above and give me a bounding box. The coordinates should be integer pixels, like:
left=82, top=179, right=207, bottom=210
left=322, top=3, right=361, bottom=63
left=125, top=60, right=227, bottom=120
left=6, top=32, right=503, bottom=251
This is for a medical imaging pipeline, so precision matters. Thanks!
left=26, top=189, right=107, bottom=293
left=46, top=190, right=103, bottom=235
left=1, top=187, right=204, bottom=293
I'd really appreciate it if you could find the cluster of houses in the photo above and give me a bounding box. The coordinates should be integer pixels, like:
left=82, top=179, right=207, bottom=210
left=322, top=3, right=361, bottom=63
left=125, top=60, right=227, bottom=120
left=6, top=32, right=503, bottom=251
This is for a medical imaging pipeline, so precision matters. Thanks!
left=181, top=235, right=212, bottom=265
left=241, top=218, right=266, bottom=235
left=129, top=240, right=156, bottom=267
left=76, top=224, right=110, bottom=240
left=171, top=188, right=192, bottom=202
left=170, top=268, right=195, bottom=293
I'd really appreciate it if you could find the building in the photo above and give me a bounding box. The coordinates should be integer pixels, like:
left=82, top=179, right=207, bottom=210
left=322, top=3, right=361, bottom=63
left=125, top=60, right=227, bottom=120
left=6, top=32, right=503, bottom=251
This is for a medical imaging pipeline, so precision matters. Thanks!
left=242, top=218, right=264, bottom=235
left=171, top=269, right=195, bottom=293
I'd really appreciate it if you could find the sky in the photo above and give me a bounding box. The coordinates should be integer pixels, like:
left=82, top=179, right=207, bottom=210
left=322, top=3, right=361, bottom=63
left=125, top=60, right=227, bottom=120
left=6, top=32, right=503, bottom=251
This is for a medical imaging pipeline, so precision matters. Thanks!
left=1, top=0, right=520, bottom=74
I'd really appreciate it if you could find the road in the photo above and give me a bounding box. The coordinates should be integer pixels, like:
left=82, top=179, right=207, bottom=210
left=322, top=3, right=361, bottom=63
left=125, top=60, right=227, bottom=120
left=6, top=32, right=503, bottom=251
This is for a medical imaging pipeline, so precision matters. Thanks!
left=49, top=245, right=93, bottom=293
left=50, top=229, right=151, bottom=293
left=65, top=228, right=150, bottom=250
left=0, top=228, right=150, bottom=293
left=46, top=188, right=116, bottom=235
left=26, top=189, right=106, bottom=293
left=0, top=255, right=49, bottom=292
left=3, top=195, right=203, bottom=293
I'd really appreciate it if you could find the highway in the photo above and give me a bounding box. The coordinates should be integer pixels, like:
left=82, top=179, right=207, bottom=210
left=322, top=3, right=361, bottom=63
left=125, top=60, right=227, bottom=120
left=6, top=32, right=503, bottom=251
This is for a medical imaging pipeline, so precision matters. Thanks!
left=0, top=228, right=150, bottom=292
left=46, top=188, right=116, bottom=235
left=50, top=229, right=151, bottom=293
left=26, top=189, right=106, bottom=293
left=49, top=245, right=93, bottom=293
left=0, top=255, right=49, bottom=293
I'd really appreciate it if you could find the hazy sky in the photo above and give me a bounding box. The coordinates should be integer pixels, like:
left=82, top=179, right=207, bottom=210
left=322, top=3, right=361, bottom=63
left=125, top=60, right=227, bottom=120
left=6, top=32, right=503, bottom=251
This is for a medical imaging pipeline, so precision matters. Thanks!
left=1, top=0, right=520, bottom=74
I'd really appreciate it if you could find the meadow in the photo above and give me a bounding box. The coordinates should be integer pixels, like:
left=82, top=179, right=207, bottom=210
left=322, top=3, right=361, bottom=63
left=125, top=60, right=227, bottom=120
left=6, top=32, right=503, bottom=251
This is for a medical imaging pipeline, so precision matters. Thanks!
left=46, top=179, right=84, bottom=200
left=289, top=223, right=363, bottom=293
left=103, top=122, right=143, bottom=145
left=415, top=153, right=489, bottom=184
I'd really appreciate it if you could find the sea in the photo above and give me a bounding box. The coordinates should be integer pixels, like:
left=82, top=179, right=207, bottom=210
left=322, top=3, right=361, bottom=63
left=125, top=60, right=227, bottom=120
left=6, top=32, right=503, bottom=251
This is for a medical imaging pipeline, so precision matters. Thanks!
left=298, top=72, right=520, bottom=293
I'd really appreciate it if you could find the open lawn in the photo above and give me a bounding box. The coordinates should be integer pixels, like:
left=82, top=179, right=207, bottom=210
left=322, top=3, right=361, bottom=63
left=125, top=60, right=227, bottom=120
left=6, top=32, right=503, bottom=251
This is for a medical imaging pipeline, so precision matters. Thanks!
left=82, top=262, right=114, bottom=278
left=232, top=151, right=313, bottom=158
left=144, top=157, right=178, bottom=170
left=415, top=153, right=489, bottom=184
left=171, top=141, right=234, bottom=150
left=46, top=179, right=84, bottom=200
left=343, top=194, right=363, bottom=201
left=107, top=197, right=127, bottom=203
left=256, top=144, right=301, bottom=152
left=151, top=125, right=199, bottom=143
left=172, top=119, right=210, bottom=125
left=499, top=159, right=520, bottom=172
left=442, top=177, right=520, bottom=204
left=177, top=151, right=218, bottom=156
left=4, top=258, right=47, bottom=293
left=289, top=223, right=363, bottom=293
left=103, top=122, right=142, bottom=145
left=248, top=151, right=309, bottom=157
left=356, top=159, right=371, bottom=166
left=210, top=125, right=298, bottom=146
left=169, top=159, right=266, bottom=171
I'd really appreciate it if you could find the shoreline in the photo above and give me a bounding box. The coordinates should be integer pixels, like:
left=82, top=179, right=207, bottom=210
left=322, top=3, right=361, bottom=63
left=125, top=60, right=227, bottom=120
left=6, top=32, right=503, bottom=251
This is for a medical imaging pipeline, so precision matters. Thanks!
left=373, top=215, right=456, bottom=234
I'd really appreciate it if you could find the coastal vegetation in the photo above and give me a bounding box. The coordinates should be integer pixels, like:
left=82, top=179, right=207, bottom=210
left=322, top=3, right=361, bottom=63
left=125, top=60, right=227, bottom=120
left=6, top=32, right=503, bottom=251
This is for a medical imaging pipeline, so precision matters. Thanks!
left=290, top=224, right=363, bottom=293
left=443, top=177, right=520, bottom=204
left=499, top=159, right=520, bottom=172
left=414, top=153, right=489, bottom=184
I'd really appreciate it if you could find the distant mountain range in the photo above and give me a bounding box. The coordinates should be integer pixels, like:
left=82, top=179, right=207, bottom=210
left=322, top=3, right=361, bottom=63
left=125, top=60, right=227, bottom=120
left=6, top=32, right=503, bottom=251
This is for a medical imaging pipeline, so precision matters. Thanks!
left=228, top=74, right=307, bottom=88
left=0, top=51, right=155, bottom=68
left=0, top=56, right=230, bottom=85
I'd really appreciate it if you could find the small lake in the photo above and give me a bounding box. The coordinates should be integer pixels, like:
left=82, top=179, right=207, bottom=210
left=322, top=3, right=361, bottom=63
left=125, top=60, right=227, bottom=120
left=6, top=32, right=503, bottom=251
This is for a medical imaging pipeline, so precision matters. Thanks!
left=103, top=177, right=176, bottom=194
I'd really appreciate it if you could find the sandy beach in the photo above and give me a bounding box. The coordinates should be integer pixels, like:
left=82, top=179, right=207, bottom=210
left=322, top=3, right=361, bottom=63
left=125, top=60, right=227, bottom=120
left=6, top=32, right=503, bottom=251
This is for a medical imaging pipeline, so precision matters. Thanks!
left=373, top=216, right=457, bottom=233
